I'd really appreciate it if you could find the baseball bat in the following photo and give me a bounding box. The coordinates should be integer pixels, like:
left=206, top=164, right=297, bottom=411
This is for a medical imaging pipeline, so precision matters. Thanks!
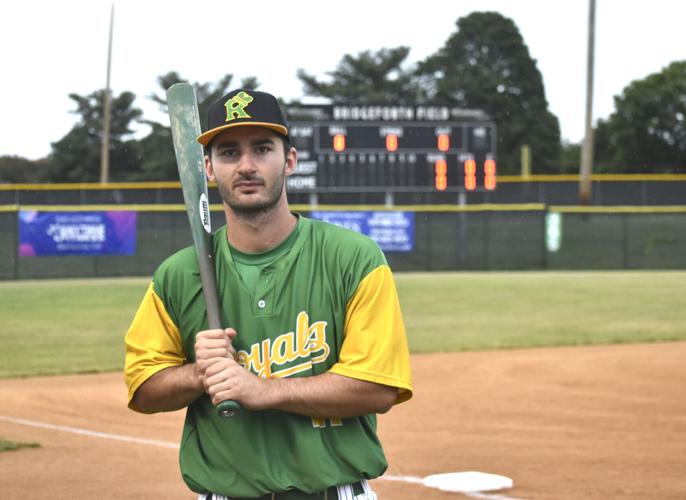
left=167, top=82, right=240, bottom=419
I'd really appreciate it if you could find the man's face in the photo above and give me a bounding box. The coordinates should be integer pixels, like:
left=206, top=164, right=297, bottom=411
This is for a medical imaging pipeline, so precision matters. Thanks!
left=205, top=126, right=295, bottom=215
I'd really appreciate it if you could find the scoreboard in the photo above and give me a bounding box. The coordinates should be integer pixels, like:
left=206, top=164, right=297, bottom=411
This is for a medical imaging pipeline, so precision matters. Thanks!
left=285, top=104, right=497, bottom=192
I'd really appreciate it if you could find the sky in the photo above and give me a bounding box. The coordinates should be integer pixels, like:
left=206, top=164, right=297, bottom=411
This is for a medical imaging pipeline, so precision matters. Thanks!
left=1, top=0, right=684, bottom=160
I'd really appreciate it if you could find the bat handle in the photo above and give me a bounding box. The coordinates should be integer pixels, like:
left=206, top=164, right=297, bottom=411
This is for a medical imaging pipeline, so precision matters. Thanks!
left=217, top=399, right=241, bottom=418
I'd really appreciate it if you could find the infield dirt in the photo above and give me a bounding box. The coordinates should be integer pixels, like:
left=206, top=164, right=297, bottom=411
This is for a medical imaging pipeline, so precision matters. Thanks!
left=1, top=342, right=685, bottom=499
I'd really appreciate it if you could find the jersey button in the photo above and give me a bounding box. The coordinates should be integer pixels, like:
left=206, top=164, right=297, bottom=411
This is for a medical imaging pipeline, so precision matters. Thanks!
left=257, top=299, right=266, bottom=309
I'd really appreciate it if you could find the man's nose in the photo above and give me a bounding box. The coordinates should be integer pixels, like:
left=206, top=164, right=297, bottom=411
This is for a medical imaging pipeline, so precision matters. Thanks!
left=236, top=153, right=257, bottom=174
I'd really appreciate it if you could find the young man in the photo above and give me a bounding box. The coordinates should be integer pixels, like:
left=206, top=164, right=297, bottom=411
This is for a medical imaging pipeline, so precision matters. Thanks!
left=124, top=89, right=413, bottom=499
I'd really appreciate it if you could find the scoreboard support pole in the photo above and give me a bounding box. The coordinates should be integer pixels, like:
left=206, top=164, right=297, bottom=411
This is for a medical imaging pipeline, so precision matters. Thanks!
left=458, top=191, right=468, bottom=266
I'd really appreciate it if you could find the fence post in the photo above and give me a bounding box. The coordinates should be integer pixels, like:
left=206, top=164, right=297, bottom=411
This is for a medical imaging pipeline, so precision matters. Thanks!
left=542, top=208, right=549, bottom=270
left=426, top=212, right=433, bottom=271
left=622, top=213, right=629, bottom=269
left=484, top=210, right=491, bottom=270
left=13, top=209, right=19, bottom=279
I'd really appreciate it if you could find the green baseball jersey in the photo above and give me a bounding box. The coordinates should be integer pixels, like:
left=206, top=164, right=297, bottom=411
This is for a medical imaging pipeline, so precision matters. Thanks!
left=124, top=215, right=413, bottom=497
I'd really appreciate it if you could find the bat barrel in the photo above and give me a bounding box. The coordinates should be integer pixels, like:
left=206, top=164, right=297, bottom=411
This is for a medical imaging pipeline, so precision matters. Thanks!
left=167, top=82, right=241, bottom=420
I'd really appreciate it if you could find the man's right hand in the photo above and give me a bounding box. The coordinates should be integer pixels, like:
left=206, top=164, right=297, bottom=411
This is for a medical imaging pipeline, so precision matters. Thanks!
left=194, top=328, right=238, bottom=384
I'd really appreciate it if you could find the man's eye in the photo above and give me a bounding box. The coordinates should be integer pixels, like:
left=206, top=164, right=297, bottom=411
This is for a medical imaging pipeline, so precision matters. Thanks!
left=256, top=146, right=271, bottom=154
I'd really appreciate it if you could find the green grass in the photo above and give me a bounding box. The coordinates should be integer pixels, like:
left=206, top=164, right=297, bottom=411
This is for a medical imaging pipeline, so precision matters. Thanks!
left=397, top=271, right=686, bottom=352
left=0, top=277, right=149, bottom=378
left=1, top=272, right=685, bottom=377
left=0, top=437, right=40, bottom=452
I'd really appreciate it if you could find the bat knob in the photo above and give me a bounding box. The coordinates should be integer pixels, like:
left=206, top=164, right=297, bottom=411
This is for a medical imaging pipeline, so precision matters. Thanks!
left=217, top=400, right=241, bottom=418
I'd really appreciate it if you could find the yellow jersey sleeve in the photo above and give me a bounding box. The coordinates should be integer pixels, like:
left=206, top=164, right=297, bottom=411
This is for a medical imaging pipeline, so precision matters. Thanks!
left=329, top=265, right=413, bottom=404
left=124, top=282, right=186, bottom=410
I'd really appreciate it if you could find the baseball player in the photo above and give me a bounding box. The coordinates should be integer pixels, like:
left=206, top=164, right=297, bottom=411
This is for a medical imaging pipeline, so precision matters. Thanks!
left=124, top=89, right=413, bottom=499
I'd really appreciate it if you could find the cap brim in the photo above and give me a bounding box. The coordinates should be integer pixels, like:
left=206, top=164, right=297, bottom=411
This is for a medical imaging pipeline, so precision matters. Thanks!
left=197, top=122, right=289, bottom=146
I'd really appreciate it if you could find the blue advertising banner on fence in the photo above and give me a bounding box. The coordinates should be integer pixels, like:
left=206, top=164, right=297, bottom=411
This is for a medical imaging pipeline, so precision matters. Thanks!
left=310, top=211, right=414, bottom=252
left=18, top=211, right=137, bottom=257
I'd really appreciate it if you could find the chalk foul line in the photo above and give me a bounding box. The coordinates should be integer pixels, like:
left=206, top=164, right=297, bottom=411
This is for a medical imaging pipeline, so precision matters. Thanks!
left=1, top=414, right=523, bottom=499
left=0, top=414, right=179, bottom=449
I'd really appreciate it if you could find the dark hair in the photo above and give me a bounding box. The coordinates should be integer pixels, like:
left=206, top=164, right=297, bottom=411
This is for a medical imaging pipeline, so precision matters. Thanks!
left=279, top=136, right=292, bottom=160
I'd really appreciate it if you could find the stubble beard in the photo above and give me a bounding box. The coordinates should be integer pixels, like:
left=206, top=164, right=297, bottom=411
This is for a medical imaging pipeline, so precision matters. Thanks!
left=217, top=167, right=286, bottom=218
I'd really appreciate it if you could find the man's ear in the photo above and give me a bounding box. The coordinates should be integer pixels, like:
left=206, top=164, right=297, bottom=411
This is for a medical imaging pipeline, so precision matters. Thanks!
left=284, top=147, right=298, bottom=177
left=205, top=155, right=215, bottom=181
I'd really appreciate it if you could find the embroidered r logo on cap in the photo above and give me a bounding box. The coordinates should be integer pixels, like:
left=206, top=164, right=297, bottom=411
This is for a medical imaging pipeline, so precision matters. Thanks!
left=224, top=91, right=254, bottom=122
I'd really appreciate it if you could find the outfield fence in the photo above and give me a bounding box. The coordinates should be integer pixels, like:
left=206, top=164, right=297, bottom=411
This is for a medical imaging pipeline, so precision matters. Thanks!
left=1, top=204, right=685, bottom=279
left=1, top=174, right=686, bottom=206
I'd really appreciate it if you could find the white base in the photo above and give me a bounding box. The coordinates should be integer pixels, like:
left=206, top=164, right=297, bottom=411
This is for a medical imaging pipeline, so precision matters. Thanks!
left=422, top=471, right=513, bottom=493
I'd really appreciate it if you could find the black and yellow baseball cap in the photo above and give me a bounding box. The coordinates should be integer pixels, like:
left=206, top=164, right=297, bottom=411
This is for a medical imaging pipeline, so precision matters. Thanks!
left=197, top=89, right=289, bottom=146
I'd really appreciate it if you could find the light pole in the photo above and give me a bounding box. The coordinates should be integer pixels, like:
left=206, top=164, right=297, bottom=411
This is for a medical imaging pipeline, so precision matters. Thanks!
left=100, top=3, right=114, bottom=184
left=580, top=0, right=596, bottom=204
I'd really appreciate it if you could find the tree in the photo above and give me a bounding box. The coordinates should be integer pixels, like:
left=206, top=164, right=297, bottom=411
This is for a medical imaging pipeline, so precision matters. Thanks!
left=557, top=141, right=582, bottom=174
left=0, top=156, right=52, bottom=183
left=594, top=61, right=686, bottom=173
left=417, top=12, right=561, bottom=174
left=297, top=47, right=423, bottom=104
left=136, top=72, right=258, bottom=180
left=49, top=90, right=142, bottom=182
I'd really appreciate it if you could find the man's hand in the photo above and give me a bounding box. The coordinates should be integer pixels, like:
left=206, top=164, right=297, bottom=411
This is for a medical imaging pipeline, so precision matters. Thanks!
left=204, top=357, right=270, bottom=410
left=194, top=328, right=237, bottom=384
